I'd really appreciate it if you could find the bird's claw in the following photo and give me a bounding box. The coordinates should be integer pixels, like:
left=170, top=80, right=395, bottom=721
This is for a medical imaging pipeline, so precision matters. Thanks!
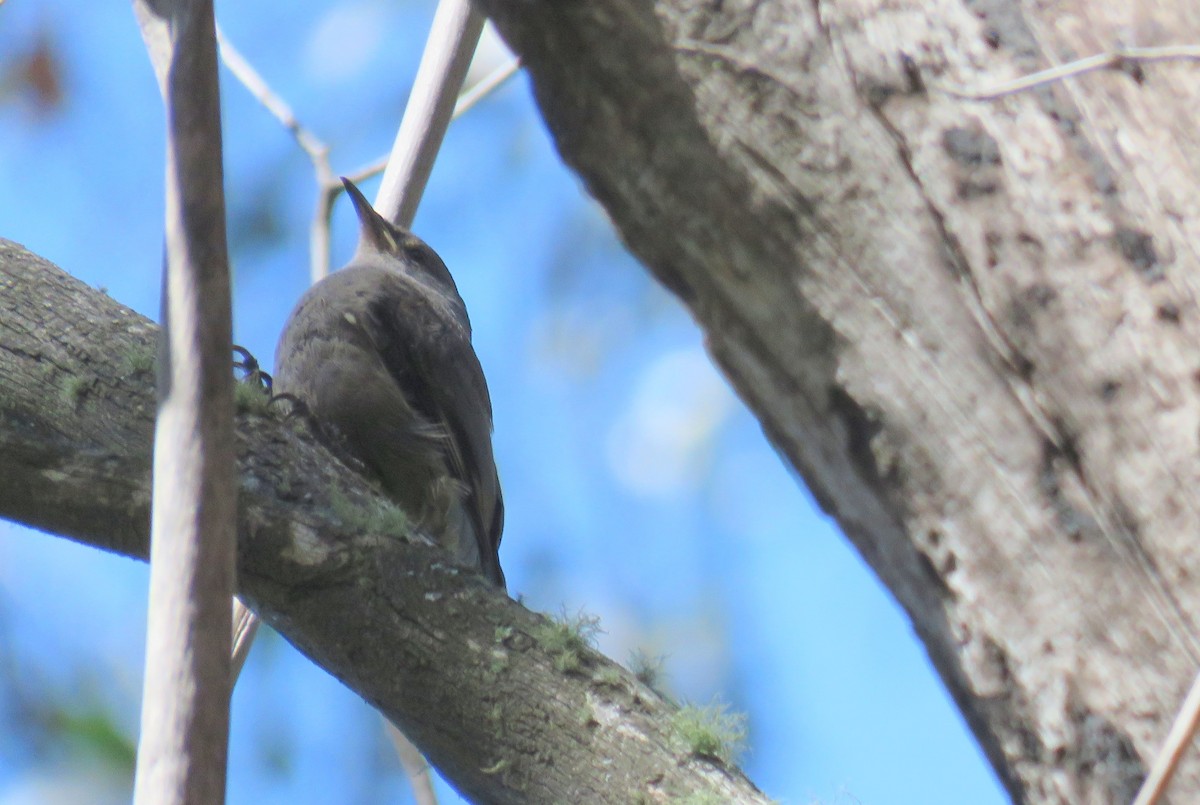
left=267, top=391, right=307, bottom=419
left=233, top=345, right=273, bottom=393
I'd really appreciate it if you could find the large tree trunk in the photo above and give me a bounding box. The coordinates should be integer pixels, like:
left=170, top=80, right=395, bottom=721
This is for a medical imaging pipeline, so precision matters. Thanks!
left=475, top=0, right=1200, bottom=802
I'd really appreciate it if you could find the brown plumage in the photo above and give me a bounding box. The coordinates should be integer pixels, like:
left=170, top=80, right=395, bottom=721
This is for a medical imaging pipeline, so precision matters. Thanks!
left=274, top=179, right=504, bottom=588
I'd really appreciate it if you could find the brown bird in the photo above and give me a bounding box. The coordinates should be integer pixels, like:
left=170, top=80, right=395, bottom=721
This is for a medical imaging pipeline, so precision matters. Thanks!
left=274, top=178, right=504, bottom=588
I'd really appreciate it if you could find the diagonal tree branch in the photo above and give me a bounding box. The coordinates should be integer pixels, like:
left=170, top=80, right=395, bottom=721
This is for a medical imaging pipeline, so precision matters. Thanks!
left=373, top=0, right=484, bottom=227
left=0, top=239, right=770, bottom=804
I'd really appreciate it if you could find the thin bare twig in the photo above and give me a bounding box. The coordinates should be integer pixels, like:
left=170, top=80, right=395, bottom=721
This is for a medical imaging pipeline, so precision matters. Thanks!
left=341, top=55, right=522, bottom=195
left=218, top=21, right=519, bottom=280
left=1132, top=666, right=1200, bottom=805
left=387, top=722, right=439, bottom=805
left=215, top=26, right=337, bottom=281
left=458, top=55, right=522, bottom=116
left=323, top=54, right=521, bottom=280
left=936, top=44, right=1200, bottom=101
left=215, top=26, right=332, bottom=170
left=373, top=0, right=485, bottom=228
left=310, top=184, right=338, bottom=282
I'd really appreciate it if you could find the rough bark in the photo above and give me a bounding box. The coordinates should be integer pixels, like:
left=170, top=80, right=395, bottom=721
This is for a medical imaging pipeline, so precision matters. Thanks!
left=0, top=241, right=769, bottom=804
left=473, top=0, right=1200, bottom=802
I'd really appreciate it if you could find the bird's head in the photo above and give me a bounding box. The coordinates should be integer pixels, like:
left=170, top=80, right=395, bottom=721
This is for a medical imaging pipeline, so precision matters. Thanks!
left=341, top=177, right=462, bottom=297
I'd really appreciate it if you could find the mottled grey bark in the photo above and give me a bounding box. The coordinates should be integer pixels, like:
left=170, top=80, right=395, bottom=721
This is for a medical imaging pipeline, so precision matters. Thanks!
left=473, top=0, right=1200, bottom=802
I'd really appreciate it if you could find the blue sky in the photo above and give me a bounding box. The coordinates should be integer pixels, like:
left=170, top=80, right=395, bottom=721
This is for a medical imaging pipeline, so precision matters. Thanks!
left=0, top=2, right=1006, bottom=803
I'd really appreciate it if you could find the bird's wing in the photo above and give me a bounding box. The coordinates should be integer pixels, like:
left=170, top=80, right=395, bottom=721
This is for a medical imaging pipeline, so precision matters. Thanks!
left=366, top=272, right=505, bottom=587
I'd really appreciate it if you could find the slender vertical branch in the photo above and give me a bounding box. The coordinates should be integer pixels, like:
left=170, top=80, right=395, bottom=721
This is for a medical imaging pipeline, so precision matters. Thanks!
left=373, top=0, right=485, bottom=227
left=131, top=0, right=236, bottom=802
left=342, top=55, right=522, bottom=190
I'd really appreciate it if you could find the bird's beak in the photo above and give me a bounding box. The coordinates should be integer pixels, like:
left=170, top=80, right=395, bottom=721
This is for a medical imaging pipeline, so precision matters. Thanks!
left=342, top=177, right=399, bottom=256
